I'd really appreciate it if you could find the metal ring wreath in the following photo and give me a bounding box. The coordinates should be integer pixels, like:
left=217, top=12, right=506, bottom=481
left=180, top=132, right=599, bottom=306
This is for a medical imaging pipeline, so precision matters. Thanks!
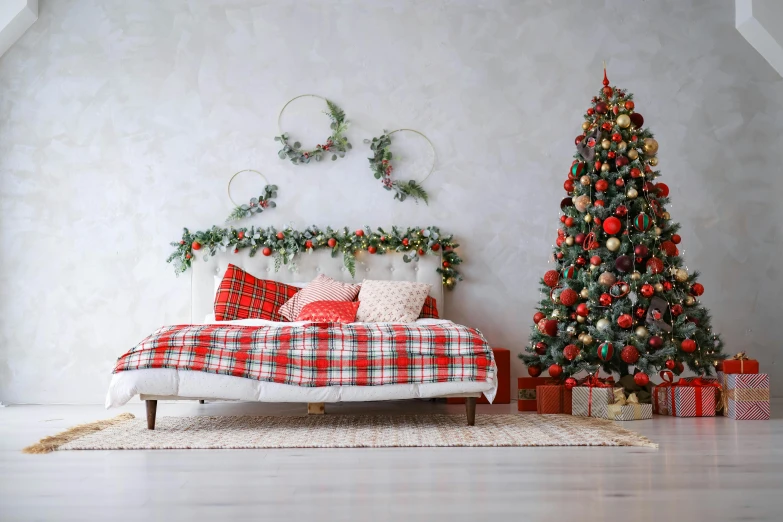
left=275, top=94, right=352, bottom=164
left=365, top=129, right=435, bottom=203
left=224, top=169, right=278, bottom=223
left=167, top=225, right=463, bottom=289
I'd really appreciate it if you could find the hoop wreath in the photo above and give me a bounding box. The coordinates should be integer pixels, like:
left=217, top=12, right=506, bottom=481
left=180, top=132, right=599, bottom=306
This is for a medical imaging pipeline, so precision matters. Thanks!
left=225, top=169, right=278, bottom=223
left=365, top=129, right=435, bottom=203
left=275, top=94, right=352, bottom=165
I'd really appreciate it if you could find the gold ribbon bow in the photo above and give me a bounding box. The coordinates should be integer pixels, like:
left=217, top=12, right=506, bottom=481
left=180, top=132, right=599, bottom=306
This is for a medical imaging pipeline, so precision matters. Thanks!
left=607, top=389, right=643, bottom=420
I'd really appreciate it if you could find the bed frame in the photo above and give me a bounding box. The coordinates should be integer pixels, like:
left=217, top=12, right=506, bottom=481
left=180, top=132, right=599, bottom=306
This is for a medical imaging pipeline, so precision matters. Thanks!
left=141, top=249, right=481, bottom=428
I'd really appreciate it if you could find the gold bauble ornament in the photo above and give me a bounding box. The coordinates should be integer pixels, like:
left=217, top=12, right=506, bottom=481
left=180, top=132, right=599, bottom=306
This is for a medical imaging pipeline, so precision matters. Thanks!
left=684, top=296, right=696, bottom=306
left=630, top=271, right=642, bottom=281
left=598, top=271, right=617, bottom=286
left=627, top=149, right=639, bottom=160
left=580, top=175, right=591, bottom=186
left=616, top=114, right=631, bottom=128
left=589, top=264, right=599, bottom=271
left=654, top=227, right=662, bottom=236
left=618, top=141, right=627, bottom=151
left=635, top=326, right=649, bottom=339
left=582, top=122, right=591, bottom=131
left=606, top=237, right=621, bottom=251
left=584, top=213, right=593, bottom=223
left=582, top=334, right=594, bottom=345
left=577, top=315, right=586, bottom=324
left=565, top=236, right=575, bottom=246
left=600, top=163, right=610, bottom=173
left=654, top=283, right=664, bottom=293
left=626, top=188, right=639, bottom=199
left=675, top=269, right=689, bottom=282
left=580, top=288, right=590, bottom=299
left=601, top=139, right=611, bottom=150
left=662, top=211, right=670, bottom=220
left=445, top=277, right=456, bottom=288
left=596, top=318, right=611, bottom=331
left=648, top=156, right=659, bottom=167
left=578, top=333, right=586, bottom=342
left=643, top=138, right=659, bottom=155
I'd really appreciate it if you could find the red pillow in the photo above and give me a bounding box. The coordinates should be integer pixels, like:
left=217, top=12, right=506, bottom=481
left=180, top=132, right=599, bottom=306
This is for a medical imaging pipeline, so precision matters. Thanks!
left=214, top=264, right=299, bottom=321
left=418, top=296, right=439, bottom=319
left=297, top=301, right=360, bottom=323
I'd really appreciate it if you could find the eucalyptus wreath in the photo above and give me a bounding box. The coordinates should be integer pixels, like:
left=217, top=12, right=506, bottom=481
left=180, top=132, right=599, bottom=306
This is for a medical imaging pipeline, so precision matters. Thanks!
left=275, top=98, right=352, bottom=164
left=366, top=131, right=430, bottom=204
left=225, top=185, right=277, bottom=223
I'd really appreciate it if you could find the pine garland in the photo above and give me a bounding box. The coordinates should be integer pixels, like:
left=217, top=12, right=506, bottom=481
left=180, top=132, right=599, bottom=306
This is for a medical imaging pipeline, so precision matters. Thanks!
left=168, top=225, right=462, bottom=288
left=225, top=185, right=278, bottom=223
left=275, top=100, right=352, bottom=164
left=366, top=133, right=429, bottom=204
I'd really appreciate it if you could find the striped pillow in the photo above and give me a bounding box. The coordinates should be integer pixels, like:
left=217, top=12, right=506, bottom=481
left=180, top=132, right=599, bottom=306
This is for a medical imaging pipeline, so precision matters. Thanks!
left=278, top=274, right=361, bottom=321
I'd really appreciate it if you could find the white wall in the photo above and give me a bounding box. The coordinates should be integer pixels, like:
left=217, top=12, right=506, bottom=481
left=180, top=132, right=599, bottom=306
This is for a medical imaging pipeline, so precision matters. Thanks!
left=1, top=0, right=782, bottom=404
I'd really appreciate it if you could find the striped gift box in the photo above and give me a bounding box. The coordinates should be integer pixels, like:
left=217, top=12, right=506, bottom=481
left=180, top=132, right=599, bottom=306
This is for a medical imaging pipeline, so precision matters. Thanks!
left=668, top=386, right=717, bottom=417
left=653, top=386, right=670, bottom=415
left=606, top=403, right=653, bottom=421
left=724, top=373, right=770, bottom=420
left=571, top=386, right=613, bottom=417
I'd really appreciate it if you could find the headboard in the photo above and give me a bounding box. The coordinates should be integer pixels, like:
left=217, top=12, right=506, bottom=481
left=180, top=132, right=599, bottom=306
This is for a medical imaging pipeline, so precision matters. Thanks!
left=191, top=250, right=444, bottom=323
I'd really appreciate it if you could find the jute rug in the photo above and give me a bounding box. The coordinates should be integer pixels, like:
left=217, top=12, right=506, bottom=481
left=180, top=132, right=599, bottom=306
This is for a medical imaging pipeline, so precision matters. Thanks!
left=23, top=413, right=656, bottom=453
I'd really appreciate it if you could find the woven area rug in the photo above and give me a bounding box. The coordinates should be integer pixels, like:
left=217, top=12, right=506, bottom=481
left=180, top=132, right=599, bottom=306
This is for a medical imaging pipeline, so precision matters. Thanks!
left=24, top=413, right=656, bottom=452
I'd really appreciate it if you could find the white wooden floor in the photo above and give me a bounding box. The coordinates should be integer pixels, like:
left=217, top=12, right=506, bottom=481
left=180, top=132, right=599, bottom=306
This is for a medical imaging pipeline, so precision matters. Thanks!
left=1, top=400, right=781, bottom=522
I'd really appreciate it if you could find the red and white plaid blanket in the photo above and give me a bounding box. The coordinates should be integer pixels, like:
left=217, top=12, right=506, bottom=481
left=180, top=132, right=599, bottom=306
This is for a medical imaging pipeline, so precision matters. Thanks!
left=113, top=323, right=495, bottom=387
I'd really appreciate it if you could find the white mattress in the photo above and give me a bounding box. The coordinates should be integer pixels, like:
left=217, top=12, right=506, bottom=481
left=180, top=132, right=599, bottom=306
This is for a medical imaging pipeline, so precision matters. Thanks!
left=106, top=319, right=497, bottom=408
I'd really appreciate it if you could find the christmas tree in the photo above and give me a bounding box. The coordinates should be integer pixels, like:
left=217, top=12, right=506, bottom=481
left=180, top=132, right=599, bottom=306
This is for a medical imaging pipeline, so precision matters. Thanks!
left=521, top=68, right=726, bottom=387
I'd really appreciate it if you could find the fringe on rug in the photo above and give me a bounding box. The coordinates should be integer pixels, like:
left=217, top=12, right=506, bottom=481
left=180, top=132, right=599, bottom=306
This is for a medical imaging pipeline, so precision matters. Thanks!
left=22, top=413, right=135, bottom=454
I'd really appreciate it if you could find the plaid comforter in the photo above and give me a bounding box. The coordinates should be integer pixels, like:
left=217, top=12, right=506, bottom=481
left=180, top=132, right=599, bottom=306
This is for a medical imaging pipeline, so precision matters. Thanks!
left=113, top=323, right=495, bottom=387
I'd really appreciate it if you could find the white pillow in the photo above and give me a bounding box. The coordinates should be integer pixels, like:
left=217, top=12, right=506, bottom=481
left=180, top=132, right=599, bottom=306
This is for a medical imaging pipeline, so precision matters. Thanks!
left=356, top=280, right=431, bottom=323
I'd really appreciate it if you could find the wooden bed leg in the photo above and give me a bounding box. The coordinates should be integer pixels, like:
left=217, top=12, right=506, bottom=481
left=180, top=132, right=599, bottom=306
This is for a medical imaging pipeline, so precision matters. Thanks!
left=146, top=400, right=157, bottom=430
left=199, top=400, right=205, bottom=404
left=307, top=402, right=325, bottom=415
left=465, top=397, right=476, bottom=426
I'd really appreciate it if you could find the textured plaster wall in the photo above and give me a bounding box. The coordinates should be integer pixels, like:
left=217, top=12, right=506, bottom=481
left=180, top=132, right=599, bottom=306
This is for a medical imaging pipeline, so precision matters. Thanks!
left=1, top=0, right=782, bottom=404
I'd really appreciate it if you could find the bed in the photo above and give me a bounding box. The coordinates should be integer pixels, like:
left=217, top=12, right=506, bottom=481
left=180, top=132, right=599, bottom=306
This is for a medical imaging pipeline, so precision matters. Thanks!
left=106, top=249, right=497, bottom=427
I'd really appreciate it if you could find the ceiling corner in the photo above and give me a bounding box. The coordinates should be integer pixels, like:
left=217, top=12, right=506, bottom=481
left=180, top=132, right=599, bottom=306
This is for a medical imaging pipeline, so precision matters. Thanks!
left=0, top=0, right=38, bottom=59
left=736, top=0, right=783, bottom=78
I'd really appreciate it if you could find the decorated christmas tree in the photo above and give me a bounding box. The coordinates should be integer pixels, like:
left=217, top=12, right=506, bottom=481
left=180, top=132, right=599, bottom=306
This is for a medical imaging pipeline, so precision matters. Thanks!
left=521, top=68, right=726, bottom=387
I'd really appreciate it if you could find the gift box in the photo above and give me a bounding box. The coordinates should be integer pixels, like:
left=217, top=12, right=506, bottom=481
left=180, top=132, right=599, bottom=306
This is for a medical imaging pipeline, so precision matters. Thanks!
left=653, top=385, right=670, bottom=415
left=572, top=386, right=614, bottom=417
left=448, top=348, right=510, bottom=404
left=665, top=378, right=719, bottom=417
left=723, top=373, right=770, bottom=420
left=517, top=377, right=548, bottom=411
left=723, top=353, right=759, bottom=375
left=605, top=389, right=653, bottom=421
left=536, top=384, right=572, bottom=414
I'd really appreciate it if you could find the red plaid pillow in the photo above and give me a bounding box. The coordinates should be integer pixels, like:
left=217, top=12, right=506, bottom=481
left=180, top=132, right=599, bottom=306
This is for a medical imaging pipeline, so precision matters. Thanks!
left=214, top=264, right=299, bottom=321
left=418, top=296, right=439, bottom=319
left=296, top=300, right=360, bottom=323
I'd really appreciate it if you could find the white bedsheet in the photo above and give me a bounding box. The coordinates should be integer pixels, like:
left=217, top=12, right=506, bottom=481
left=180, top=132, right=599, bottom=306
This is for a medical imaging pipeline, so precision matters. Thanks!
left=105, top=319, right=497, bottom=408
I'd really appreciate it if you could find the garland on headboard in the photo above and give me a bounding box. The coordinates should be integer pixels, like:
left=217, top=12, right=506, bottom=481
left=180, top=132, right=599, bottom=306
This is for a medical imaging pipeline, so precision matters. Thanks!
left=167, top=225, right=463, bottom=288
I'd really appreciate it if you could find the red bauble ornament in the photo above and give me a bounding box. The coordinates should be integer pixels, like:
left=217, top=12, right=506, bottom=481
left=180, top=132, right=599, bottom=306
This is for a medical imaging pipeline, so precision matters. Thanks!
left=597, top=341, right=614, bottom=361
left=615, top=255, right=633, bottom=273
left=614, top=205, right=628, bottom=217
left=563, top=344, right=580, bottom=361
left=564, top=179, right=575, bottom=192
left=560, top=197, right=573, bottom=209
left=543, top=270, right=560, bottom=288
left=648, top=336, right=664, bottom=350
left=576, top=303, right=589, bottom=317
left=355, top=229, right=364, bottom=237
left=527, top=365, right=542, bottom=377
left=595, top=199, right=605, bottom=207
left=633, top=372, right=650, bottom=386
left=675, top=362, right=685, bottom=374
left=621, top=345, right=640, bottom=364
left=630, top=113, right=644, bottom=128
left=562, top=265, right=578, bottom=279
left=663, top=281, right=673, bottom=291
left=630, top=167, right=641, bottom=178
left=560, top=288, right=578, bottom=306
left=368, top=246, right=377, bottom=254
left=671, top=304, right=683, bottom=316
left=615, top=155, right=629, bottom=168
left=610, top=133, right=621, bottom=142
left=656, top=182, right=670, bottom=197
left=590, top=255, right=602, bottom=266
left=587, top=108, right=595, bottom=115
left=535, top=341, right=547, bottom=355
left=594, top=217, right=602, bottom=226
left=602, top=216, right=622, bottom=235
left=665, top=360, right=676, bottom=370
left=601, top=122, right=613, bottom=132
left=327, top=238, right=337, bottom=248
left=432, top=243, right=440, bottom=251
left=595, top=101, right=608, bottom=114
left=548, top=364, right=563, bottom=379
left=681, top=339, right=697, bottom=353
left=640, top=284, right=655, bottom=298
left=544, top=319, right=559, bottom=337
left=565, top=217, right=575, bottom=227
left=607, top=151, right=616, bottom=159
left=599, top=293, right=612, bottom=306
left=616, top=178, right=625, bottom=187
left=262, top=247, right=272, bottom=256
left=575, top=233, right=586, bottom=245
left=625, top=100, right=635, bottom=110
left=603, top=86, right=613, bottom=97
left=191, top=241, right=202, bottom=251
left=276, top=232, right=285, bottom=240
left=442, top=261, right=450, bottom=268
left=617, top=313, right=633, bottom=329
left=671, top=234, right=682, bottom=244
left=595, top=179, right=608, bottom=192
left=646, top=257, right=664, bottom=274
left=557, top=252, right=564, bottom=259
left=691, top=283, right=705, bottom=296
left=661, top=241, right=678, bottom=257
left=595, top=161, right=602, bottom=170
left=576, top=256, right=586, bottom=266
left=556, top=237, right=564, bottom=247
left=635, top=307, right=646, bottom=318
left=565, top=377, right=578, bottom=390
left=634, top=244, right=649, bottom=258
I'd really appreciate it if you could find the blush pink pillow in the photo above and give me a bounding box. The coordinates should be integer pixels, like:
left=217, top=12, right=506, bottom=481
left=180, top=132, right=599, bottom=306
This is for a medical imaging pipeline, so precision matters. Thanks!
left=278, top=274, right=360, bottom=321
left=296, top=301, right=360, bottom=323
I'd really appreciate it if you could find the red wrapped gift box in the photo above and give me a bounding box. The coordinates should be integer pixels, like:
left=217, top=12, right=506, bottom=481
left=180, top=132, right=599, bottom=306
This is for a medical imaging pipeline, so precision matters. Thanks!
left=723, top=353, right=759, bottom=375
left=447, top=347, right=510, bottom=404
left=536, top=384, right=572, bottom=414
left=518, top=377, right=549, bottom=411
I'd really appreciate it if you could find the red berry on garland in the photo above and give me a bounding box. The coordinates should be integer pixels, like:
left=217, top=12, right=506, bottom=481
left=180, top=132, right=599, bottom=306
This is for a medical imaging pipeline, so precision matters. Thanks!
left=597, top=341, right=614, bottom=361
left=548, top=363, right=563, bottom=379
left=237, top=231, right=245, bottom=240
left=640, top=284, right=655, bottom=298
left=380, top=236, right=386, bottom=242
left=595, top=101, right=607, bottom=114
left=402, top=238, right=409, bottom=246
left=646, top=257, right=664, bottom=274
left=368, top=246, right=377, bottom=254
left=191, top=241, right=202, bottom=251
left=276, top=232, right=285, bottom=240
left=262, top=247, right=272, bottom=256
left=617, top=313, right=633, bottom=329
left=565, top=217, right=574, bottom=227
left=648, top=336, right=663, bottom=350
left=665, top=359, right=676, bottom=370
left=534, top=341, right=547, bottom=355
left=576, top=303, right=589, bottom=317
left=305, top=240, right=313, bottom=249
left=179, top=240, right=185, bottom=245
left=615, top=178, right=625, bottom=187
left=233, top=248, right=239, bottom=254
left=681, top=339, right=697, bottom=353
left=565, top=377, right=578, bottom=390
left=185, top=252, right=192, bottom=259
left=635, top=307, right=646, bottom=319
left=630, top=167, right=641, bottom=178
left=602, top=216, right=622, bottom=235
left=595, top=179, right=608, bottom=192
left=327, top=238, right=337, bottom=248
left=612, top=133, right=622, bottom=142
left=355, top=229, right=364, bottom=237
left=691, top=283, right=704, bottom=296
left=431, top=243, right=440, bottom=251
left=671, top=234, right=681, bottom=244
left=625, top=100, right=635, bottom=110
left=633, top=372, right=650, bottom=386
left=656, top=183, right=669, bottom=197
left=442, top=261, right=450, bottom=268
left=418, top=248, right=425, bottom=256
left=599, top=293, right=612, bottom=306
left=560, top=288, right=578, bottom=306
left=575, top=134, right=585, bottom=145
left=621, top=345, right=640, bottom=364
left=590, top=255, right=602, bottom=266
left=527, top=365, right=542, bottom=377
left=563, top=344, right=580, bottom=361
left=543, top=270, right=560, bottom=288
left=533, top=312, right=546, bottom=324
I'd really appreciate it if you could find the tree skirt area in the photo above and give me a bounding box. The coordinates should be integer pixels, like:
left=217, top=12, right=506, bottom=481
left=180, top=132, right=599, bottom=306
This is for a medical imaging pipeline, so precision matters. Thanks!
left=23, top=413, right=657, bottom=452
